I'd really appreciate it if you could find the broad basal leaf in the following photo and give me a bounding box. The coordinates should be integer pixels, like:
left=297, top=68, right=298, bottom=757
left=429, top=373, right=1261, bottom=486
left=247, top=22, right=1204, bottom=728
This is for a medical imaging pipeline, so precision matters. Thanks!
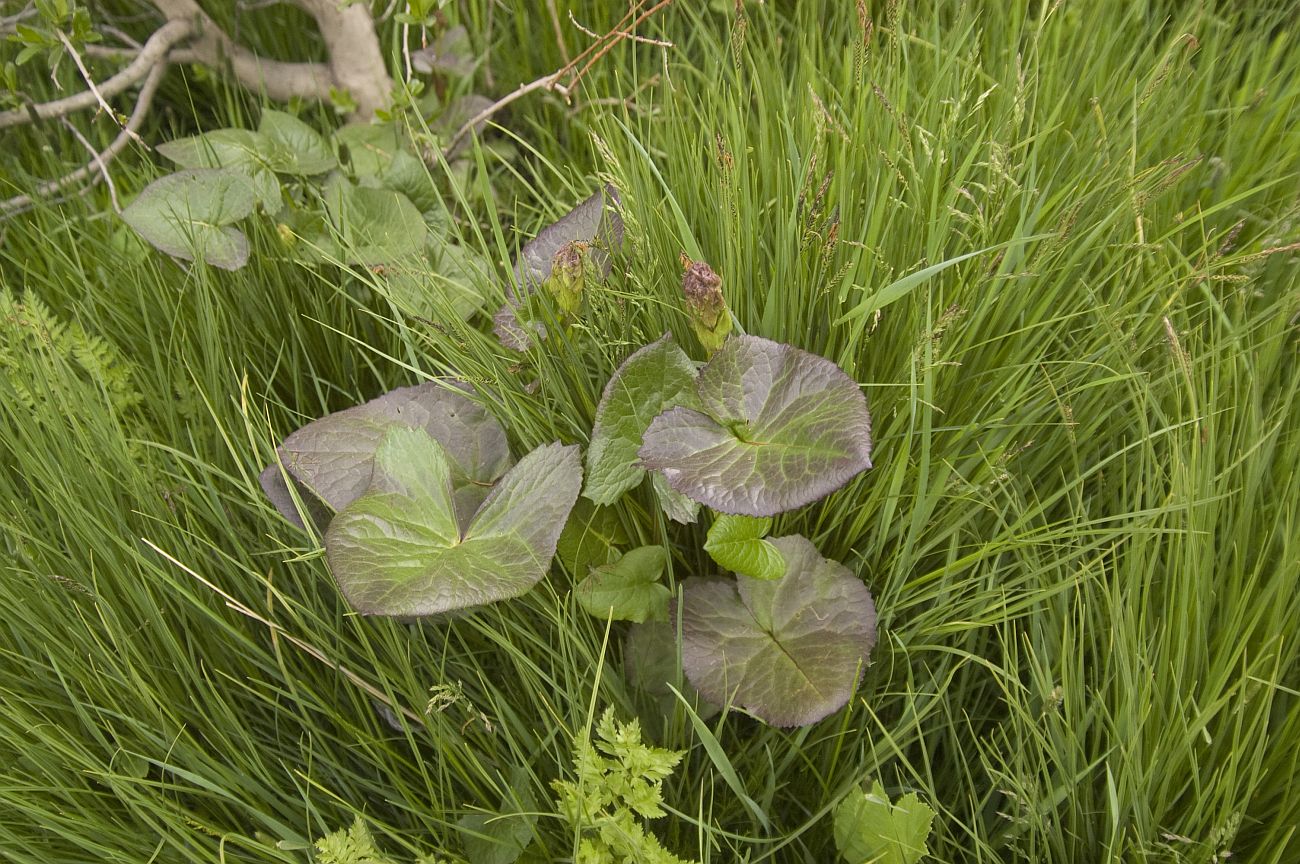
left=585, top=333, right=701, bottom=507
left=623, top=622, right=718, bottom=723
left=326, top=431, right=582, bottom=616
left=258, top=109, right=335, bottom=175
left=678, top=535, right=876, bottom=727
left=833, top=780, right=936, bottom=864
left=704, top=514, right=784, bottom=581
left=265, top=382, right=512, bottom=532
left=121, top=169, right=256, bottom=270
left=156, top=128, right=269, bottom=170
left=639, top=335, right=872, bottom=516
left=156, top=129, right=281, bottom=210
left=575, top=546, right=671, bottom=624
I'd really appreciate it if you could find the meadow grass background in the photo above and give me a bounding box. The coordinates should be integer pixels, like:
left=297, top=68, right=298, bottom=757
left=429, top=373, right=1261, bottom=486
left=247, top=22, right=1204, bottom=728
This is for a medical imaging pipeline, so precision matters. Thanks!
left=1, top=1, right=1298, bottom=861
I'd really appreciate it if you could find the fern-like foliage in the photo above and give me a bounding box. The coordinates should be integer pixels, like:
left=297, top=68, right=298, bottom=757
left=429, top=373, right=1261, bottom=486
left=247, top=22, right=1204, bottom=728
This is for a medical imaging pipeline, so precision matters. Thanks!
left=0, top=290, right=141, bottom=416
left=553, top=707, right=698, bottom=864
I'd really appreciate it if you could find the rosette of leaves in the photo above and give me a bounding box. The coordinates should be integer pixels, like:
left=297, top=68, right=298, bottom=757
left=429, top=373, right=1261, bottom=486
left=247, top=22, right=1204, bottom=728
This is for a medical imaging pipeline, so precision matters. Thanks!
left=493, top=185, right=624, bottom=351
left=260, top=382, right=583, bottom=617
left=677, top=535, right=876, bottom=727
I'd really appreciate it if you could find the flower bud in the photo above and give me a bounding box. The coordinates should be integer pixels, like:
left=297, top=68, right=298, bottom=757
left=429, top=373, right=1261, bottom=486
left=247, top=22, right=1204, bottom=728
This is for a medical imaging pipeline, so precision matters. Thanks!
left=546, top=241, right=588, bottom=318
left=682, top=260, right=732, bottom=355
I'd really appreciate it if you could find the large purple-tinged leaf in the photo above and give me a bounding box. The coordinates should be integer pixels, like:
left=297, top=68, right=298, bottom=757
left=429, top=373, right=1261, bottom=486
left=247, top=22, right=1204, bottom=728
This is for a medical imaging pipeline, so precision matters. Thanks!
left=325, top=430, right=581, bottom=616
left=263, top=382, right=511, bottom=532
left=584, top=333, right=701, bottom=507
left=639, top=335, right=872, bottom=516
left=678, top=535, right=876, bottom=727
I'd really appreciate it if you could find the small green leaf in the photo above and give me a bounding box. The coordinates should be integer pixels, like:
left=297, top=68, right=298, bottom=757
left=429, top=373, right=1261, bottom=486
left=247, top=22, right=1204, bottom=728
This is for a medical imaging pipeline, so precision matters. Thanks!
left=679, top=535, right=876, bottom=727
left=326, top=432, right=582, bottom=617
left=584, top=333, right=702, bottom=506
left=121, top=169, right=256, bottom=270
left=575, top=546, right=671, bottom=623
left=458, top=770, right=537, bottom=864
left=652, top=473, right=700, bottom=524
left=258, top=109, right=335, bottom=175
left=704, top=514, right=784, bottom=581
left=640, top=335, right=873, bottom=516
left=833, top=780, right=936, bottom=864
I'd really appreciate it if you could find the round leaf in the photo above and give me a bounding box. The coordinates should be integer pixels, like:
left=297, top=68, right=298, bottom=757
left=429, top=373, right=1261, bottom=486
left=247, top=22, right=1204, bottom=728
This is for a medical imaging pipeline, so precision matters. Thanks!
left=326, top=432, right=582, bottom=617
left=678, top=535, right=876, bottom=727
left=639, top=335, right=872, bottom=516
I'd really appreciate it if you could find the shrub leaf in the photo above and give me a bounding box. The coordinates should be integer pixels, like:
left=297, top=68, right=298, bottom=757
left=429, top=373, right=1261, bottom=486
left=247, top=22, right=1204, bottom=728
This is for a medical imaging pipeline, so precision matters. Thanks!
left=678, top=535, right=876, bottom=726
left=326, top=431, right=582, bottom=616
left=639, top=335, right=872, bottom=516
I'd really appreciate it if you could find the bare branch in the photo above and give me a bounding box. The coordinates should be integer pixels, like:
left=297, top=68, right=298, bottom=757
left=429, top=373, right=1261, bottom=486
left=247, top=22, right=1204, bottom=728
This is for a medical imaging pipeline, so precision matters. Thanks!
left=60, top=117, right=121, bottom=212
left=283, top=0, right=392, bottom=116
left=150, top=0, right=336, bottom=105
left=0, top=18, right=191, bottom=130
left=56, top=29, right=129, bottom=134
left=442, top=0, right=674, bottom=158
left=2, top=60, right=166, bottom=216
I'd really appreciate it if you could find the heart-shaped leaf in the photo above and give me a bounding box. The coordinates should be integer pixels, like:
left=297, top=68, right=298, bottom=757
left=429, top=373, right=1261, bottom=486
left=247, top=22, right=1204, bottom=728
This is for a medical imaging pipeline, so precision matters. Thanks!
left=121, top=169, right=256, bottom=270
left=833, top=780, right=936, bottom=864
left=704, top=514, right=784, bottom=581
left=639, top=335, right=872, bottom=516
left=457, top=768, right=537, bottom=864
left=326, top=430, right=581, bottom=616
left=584, top=333, right=702, bottom=507
left=264, top=382, right=512, bottom=531
left=258, top=109, right=335, bottom=175
left=574, top=545, right=671, bottom=624
left=623, top=622, right=719, bottom=722
left=156, top=128, right=269, bottom=170
left=678, top=535, right=876, bottom=727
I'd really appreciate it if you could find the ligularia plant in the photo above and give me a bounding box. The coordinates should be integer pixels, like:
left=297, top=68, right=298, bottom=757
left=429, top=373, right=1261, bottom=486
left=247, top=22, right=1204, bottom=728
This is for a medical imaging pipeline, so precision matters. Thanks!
left=261, top=185, right=879, bottom=728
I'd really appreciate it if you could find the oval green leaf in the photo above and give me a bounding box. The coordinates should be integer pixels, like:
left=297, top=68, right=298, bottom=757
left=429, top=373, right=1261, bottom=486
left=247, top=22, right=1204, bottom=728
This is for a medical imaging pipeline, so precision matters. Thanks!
left=678, top=535, right=876, bottom=727
left=639, top=335, right=872, bottom=516
left=704, top=514, right=784, bottom=581
left=326, top=431, right=582, bottom=617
